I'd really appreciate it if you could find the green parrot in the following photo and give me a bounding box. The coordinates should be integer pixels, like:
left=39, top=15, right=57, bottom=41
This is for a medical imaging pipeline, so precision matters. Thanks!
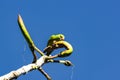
left=47, top=34, right=65, bottom=46
left=44, top=34, right=73, bottom=58
left=43, top=34, right=65, bottom=56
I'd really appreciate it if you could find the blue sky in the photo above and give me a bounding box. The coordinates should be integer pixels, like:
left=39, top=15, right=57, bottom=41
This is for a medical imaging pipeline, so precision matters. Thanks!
left=0, top=0, right=120, bottom=80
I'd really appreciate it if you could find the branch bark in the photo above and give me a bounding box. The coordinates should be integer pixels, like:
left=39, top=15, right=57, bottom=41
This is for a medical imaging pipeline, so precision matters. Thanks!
left=0, top=56, right=47, bottom=80
left=0, top=55, right=73, bottom=80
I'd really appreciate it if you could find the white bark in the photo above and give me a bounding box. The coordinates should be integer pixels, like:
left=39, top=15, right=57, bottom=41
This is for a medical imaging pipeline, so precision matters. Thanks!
left=0, top=56, right=46, bottom=80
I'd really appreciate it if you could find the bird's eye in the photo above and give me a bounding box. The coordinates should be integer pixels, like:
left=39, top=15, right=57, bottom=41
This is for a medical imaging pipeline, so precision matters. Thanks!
left=60, top=35, right=64, bottom=40
left=60, top=35, right=63, bottom=38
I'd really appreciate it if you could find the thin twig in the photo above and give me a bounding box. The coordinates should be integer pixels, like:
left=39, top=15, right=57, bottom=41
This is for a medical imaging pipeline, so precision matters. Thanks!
left=38, top=67, right=51, bottom=80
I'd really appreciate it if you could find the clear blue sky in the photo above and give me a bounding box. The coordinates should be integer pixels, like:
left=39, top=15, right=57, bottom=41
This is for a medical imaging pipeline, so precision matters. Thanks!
left=0, top=0, right=120, bottom=80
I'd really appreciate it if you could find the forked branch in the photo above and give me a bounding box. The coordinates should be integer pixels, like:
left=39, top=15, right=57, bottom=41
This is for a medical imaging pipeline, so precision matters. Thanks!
left=0, top=55, right=73, bottom=80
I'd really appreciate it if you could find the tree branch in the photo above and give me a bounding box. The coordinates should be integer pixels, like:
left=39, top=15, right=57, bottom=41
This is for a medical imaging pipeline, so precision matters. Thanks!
left=0, top=56, right=47, bottom=80
left=0, top=55, right=73, bottom=80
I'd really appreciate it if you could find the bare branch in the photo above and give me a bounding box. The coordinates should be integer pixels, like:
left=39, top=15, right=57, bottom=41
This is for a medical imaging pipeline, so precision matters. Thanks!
left=0, top=56, right=46, bottom=80
left=0, top=55, right=73, bottom=80
left=38, top=67, right=52, bottom=80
